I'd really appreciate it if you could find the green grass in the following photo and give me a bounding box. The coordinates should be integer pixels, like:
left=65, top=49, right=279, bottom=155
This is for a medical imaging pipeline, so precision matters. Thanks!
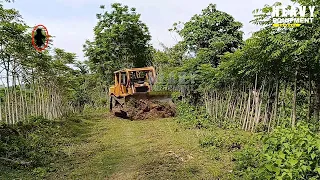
left=1, top=112, right=252, bottom=180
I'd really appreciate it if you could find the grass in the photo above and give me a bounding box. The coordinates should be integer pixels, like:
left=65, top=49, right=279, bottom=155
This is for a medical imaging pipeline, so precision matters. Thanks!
left=1, top=112, right=253, bottom=180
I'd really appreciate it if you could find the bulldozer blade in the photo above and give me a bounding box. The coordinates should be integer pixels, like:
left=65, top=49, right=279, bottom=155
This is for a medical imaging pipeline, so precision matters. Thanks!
left=125, top=91, right=173, bottom=103
left=112, top=91, right=176, bottom=120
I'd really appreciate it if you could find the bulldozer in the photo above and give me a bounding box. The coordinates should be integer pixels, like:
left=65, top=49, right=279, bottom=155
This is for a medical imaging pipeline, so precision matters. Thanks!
left=109, top=66, right=176, bottom=120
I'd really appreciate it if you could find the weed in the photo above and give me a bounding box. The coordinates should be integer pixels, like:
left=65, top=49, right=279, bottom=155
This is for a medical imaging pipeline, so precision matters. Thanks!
left=0, top=115, right=89, bottom=179
left=234, top=122, right=320, bottom=179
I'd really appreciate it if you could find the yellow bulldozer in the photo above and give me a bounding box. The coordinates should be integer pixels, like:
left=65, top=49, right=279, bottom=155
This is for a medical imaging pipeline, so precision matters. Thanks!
left=109, top=66, right=176, bottom=120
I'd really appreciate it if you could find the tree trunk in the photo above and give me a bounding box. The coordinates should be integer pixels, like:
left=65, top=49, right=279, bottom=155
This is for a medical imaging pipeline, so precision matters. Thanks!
left=243, top=88, right=252, bottom=130
left=6, top=66, right=11, bottom=124
left=17, top=75, right=25, bottom=121
left=274, top=78, right=279, bottom=127
left=308, top=67, right=312, bottom=122
left=292, top=70, right=298, bottom=128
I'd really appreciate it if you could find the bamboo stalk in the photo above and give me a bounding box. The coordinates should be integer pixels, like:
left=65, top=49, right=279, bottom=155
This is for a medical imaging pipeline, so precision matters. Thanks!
left=247, top=91, right=255, bottom=131
left=292, top=70, right=298, bottom=127
left=274, top=78, right=280, bottom=127
left=243, top=88, right=252, bottom=130
left=17, top=75, right=25, bottom=121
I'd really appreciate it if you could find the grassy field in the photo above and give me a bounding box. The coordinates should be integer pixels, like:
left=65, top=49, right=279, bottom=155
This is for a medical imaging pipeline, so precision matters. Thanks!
left=1, top=112, right=252, bottom=180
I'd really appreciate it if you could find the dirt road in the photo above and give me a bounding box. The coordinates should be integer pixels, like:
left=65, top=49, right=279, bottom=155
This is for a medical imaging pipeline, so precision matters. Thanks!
left=49, top=114, right=234, bottom=180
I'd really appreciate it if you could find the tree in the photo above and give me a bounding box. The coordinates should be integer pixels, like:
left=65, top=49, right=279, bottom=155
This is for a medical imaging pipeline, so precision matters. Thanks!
left=172, top=4, right=243, bottom=67
left=83, top=3, right=153, bottom=84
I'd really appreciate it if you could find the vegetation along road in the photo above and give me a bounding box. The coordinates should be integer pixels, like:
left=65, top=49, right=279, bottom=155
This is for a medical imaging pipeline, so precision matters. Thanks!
left=1, top=112, right=251, bottom=180
left=4, top=0, right=320, bottom=179
left=51, top=114, right=244, bottom=180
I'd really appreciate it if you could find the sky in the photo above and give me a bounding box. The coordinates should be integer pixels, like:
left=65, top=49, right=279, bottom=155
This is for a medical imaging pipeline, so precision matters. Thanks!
left=4, top=0, right=279, bottom=61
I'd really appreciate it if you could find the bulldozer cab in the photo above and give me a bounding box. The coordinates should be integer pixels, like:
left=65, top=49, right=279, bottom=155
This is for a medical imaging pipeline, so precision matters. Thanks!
left=109, top=67, right=156, bottom=98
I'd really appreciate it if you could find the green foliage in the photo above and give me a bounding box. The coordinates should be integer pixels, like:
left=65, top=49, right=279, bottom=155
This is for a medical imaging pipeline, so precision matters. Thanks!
left=200, top=131, right=250, bottom=151
left=235, top=123, right=320, bottom=179
left=176, top=102, right=210, bottom=128
left=84, top=3, right=153, bottom=84
left=0, top=2, right=30, bottom=64
left=0, top=112, right=95, bottom=179
left=156, top=0, right=320, bottom=129
left=172, top=3, right=243, bottom=67
left=176, top=99, right=242, bottom=130
left=0, top=116, right=66, bottom=168
left=157, top=4, right=244, bottom=106
left=0, top=115, right=92, bottom=179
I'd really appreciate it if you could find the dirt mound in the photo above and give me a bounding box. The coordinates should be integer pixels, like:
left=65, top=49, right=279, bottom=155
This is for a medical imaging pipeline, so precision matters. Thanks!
left=113, top=99, right=176, bottom=120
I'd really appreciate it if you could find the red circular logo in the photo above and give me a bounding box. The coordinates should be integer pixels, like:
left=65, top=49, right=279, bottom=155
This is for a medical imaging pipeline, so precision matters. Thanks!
left=31, top=24, right=50, bottom=52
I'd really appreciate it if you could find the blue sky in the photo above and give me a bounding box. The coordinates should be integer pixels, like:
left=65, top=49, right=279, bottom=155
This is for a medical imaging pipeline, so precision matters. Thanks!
left=4, top=0, right=279, bottom=61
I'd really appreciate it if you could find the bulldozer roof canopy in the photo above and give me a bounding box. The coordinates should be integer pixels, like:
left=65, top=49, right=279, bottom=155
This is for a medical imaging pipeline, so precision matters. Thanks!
left=114, top=67, right=155, bottom=74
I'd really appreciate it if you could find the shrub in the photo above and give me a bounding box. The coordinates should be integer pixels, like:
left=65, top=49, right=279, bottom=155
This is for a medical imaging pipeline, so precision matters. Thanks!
left=234, top=122, right=320, bottom=180
left=0, top=116, right=67, bottom=168
left=200, top=136, right=225, bottom=148
left=176, top=101, right=210, bottom=128
left=199, top=130, right=252, bottom=151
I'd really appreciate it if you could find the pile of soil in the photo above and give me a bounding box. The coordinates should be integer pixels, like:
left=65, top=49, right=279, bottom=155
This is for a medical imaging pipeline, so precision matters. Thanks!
left=113, top=99, right=176, bottom=120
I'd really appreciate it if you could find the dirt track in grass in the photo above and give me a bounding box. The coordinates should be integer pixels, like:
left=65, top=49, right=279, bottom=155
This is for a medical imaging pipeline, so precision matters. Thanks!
left=49, top=113, right=237, bottom=180
left=2, top=113, right=239, bottom=180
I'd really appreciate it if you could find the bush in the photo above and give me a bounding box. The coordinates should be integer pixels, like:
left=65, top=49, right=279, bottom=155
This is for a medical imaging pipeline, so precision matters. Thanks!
left=234, top=122, right=320, bottom=180
left=199, top=129, right=252, bottom=152
left=176, top=101, right=210, bottom=129
left=0, top=116, right=67, bottom=168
